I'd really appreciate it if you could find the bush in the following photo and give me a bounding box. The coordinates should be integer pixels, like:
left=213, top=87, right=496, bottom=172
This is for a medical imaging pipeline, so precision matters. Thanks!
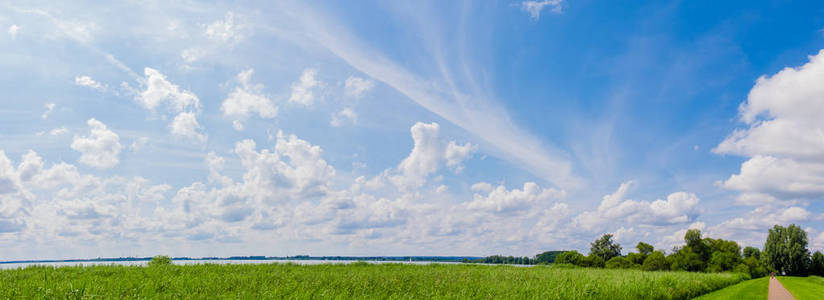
left=606, top=257, right=635, bottom=269
left=555, top=251, right=584, bottom=266
left=148, top=255, right=172, bottom=266
left=642, top=251, right=669, bottom=271
left=582, top=254, right=605, bottom=268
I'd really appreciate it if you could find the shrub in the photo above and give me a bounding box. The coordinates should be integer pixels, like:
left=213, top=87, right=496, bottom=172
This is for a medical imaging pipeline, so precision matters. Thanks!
left=148, top=255, right=172, bottom=266
left=642, top=251, right=669, bottom=271
left=582, top=254, right=605, bottom=268
left=606, top=257, right=635, bottom=269
left=555, top=251, right=584, bottom=266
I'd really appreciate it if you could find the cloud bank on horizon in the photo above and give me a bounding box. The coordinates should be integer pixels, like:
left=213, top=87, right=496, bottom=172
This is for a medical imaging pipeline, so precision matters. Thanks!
left=0, top=1, right=823, bottom=260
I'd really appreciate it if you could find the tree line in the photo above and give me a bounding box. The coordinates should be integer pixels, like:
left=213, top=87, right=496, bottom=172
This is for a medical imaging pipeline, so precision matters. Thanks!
left=471, top=224, right=824, bottom=278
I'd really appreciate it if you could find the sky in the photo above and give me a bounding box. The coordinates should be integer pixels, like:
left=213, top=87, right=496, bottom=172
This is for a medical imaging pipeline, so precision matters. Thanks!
left=1, top=0, right=824, bottom=260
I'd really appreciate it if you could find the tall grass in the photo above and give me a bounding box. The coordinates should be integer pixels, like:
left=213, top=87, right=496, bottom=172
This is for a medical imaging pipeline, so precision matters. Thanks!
left=0, top=263, right=748, bottom=299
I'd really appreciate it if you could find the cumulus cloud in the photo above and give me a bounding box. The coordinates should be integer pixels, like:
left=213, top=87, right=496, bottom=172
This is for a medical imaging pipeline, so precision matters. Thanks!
left=40, top=102, right=55, bottom=119
left=344, top=76, right=374, bottom=97
left=181, top=12, right=247, bottom=63
left=74, top=75, right=105, bottom=91
left=170, top=112, right=206, bottom=142
left=521, top=0, right=564, bottom=19
left=574, top=181, right=701, bottom=232
left=716, top=50, right=824, bottom=203
left=707, top=205, right=818, bottom=247
left=70, top=118, right=122, bottom=169
left=289, top=68, right=322, bottom=106
left=137, top=68, right=200, bottom=112
left=392, top=122, right=475, bottom=188
left=330, top=107, right=357, bottom=127
left=221, top=68, right=277, bottom=130
left=205, top=12, right=243, bottom=43
left=49, top=127, right=68, bottom=136
left=133, top=68, right=205, bottom=141
left=466, top=182, right=564, bottom=215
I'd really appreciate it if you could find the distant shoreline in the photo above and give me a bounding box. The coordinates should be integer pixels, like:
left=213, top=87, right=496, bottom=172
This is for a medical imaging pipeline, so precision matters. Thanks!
left=0, top=256, right=482, bottom=265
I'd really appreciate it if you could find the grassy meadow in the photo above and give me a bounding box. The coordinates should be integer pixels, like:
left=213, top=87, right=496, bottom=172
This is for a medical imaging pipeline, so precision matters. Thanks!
left=0, top=262, right=749, bottom=299
left=777, top=276, right=824, bottom=300
left=692, top=277, right=768, bottom=300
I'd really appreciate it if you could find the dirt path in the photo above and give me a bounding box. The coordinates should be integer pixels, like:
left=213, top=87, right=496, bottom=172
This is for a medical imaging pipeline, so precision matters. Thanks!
left=769, top=277, right=795, bottom=300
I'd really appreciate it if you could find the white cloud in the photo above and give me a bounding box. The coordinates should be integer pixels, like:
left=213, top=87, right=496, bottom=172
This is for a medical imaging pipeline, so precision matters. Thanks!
left=574, top=181, right=701, bottom=232
left=289, top=68, right=322, bottom=106
left=49, top=127, right=68, bottom=136
left=716, top=50, right=824, bottom=202
left=466, top=182, right=564, bottom=215
left=521, top=0, right=564, bottom=20
left=8, top=24, right=20, bottom=40
left=392, top=122, right=475, bottom=188
left=41, top=102, right=55, bottom=119
left=137, top=68, right=200, bottom=112
left=344, top=76, right=374, bottom=97
left=74, top=75, right=105, bottom=91
left=170, top=112, right=206, bottom=142
left=707, top=205, right=817, bottom=247
left=221, top=68, right=277, bottom=130
left=330, top=107, right=357, bottom=127
left=297, top=7, right=579, bottom=188
left=70, top=118, right=122, bottom=169
left=206, top=12, right=243, bottom=43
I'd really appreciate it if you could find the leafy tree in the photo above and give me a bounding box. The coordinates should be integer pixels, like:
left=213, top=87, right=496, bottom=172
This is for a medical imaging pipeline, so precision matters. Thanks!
left=148, top=255, right=172, bottom=266
left=582, top=254, right=605, bottom=268
left=642, top=251, right=669, bottom=271
left=590, top=234, right=622, bottom=262
left=605, top=256, right=635, bottom=269
left=535, top=251, right=565, bottom=264
left=636, top=242, right=654, bottom=256
left=743, top=257, right=768, bottom=278
left=743, top=246, right=761, bottom=260
left=668, top=246, right=704, bottom=272
left=706, top=238, right=742, bottom=272
left=811, top=251, right=824, bottom=276
left=555, top=251, right=584, bottom=266
left=626, top=252, right=645, bottom=265
left=708, top=251, right=742, bottom=273
left=685, top=229, right=711, bottom=264
left=763, top=224, right=810, bottom=275
left=733, top=264, right=751, bottom=279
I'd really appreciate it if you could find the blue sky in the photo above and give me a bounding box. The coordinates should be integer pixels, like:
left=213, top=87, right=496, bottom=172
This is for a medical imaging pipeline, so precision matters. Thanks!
left=1, top=0, right=824, bottom=260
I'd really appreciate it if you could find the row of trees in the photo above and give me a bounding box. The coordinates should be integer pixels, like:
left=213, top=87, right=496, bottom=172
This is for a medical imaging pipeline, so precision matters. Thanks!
left=470, top=251, right=565, bottom=265
left=553, top=224, right=824, bottom=278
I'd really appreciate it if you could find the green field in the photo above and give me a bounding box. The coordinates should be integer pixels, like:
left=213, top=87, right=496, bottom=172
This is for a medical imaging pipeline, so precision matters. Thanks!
left=777, top=276, right=824, bottom=300
left=0, top=263, right=748, bottom=299
left=692, top=277, right=768, bottom=300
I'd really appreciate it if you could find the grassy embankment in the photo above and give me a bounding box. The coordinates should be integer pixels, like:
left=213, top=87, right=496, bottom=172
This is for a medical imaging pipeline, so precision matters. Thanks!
left=777, top=276, right=824, bottom=300
left=692, top=276, right=768, bottom=300
left=0, top=263, right=748, bottom=299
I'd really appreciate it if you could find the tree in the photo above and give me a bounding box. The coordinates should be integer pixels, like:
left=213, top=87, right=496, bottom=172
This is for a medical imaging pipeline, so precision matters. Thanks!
left=706, top=238, right=742, bottom=272
left=743, top=246, right=761, bottom=260
left=668, top=246, right=704, bottom=272
left=763, top=224, right=810, bottom=275
left=637, top=242, right=654, bottom=256
left=811, top=251, right=824, bottom=276
left=743, top=257, right=768, bottom=278
left=642, top=251, right=669, bottom=271
left=685, top=229, right=711, bottom=264
left=626, top=252, right=645, bottom=265
left=148, top=255, right=172, bottom=266
left=535, top=251, right=565, bottom=264
left=556, top=251, right=584, bottom=266
left=582, top=254, right=605, bottom=268
left=590, top=234, right=622, bottom=262
left=606, top=256, right=635, bottom=269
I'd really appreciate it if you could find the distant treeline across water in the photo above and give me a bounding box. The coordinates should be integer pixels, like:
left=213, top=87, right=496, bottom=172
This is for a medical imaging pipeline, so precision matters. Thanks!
left=0, top=255, right=482, bottom=265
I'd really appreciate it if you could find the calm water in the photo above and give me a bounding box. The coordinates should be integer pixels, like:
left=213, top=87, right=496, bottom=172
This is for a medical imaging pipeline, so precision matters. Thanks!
left=0, top=259, right=467, bottom=270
